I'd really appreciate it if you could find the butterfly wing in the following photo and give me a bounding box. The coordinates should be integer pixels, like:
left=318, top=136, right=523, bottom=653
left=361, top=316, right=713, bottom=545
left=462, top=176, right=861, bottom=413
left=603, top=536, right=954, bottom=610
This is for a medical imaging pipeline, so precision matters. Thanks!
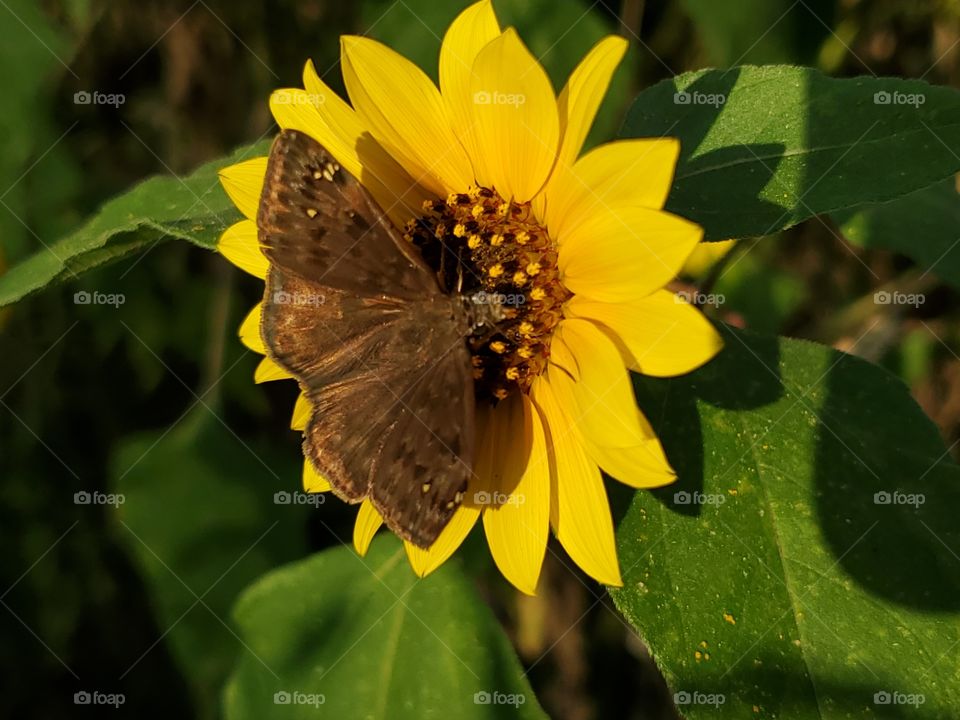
left=257, top=130, right=474, bottom=547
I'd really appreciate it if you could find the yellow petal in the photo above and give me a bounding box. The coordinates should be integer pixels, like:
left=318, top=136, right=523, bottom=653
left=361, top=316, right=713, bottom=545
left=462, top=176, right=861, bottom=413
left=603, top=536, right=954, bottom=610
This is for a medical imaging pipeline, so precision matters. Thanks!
left=353, top=500, right=383, bottom=557
left=555, top=36, right=628, bottom=169
left=238, top=303, right=265, bottom=354
left=546, top=138, right=681, bottom=241
left=581, top=440, right=677, bottom=489
left=340, top=36, right=472, bottom=197
left=219, top=157, right=267, bottom=220
left=290, top=393, right=310, bottom=431
left=567, top=290, right=723, bottom=377
left=300, top=62, right=433, bottom=226
left=468, top=28, right=559, bottom=202
left=302, top=458, right=332, bottom=493
left=479, top=394, right=549, bottom=595
left=549, top=318, right=652, bottom=448
left=559, top=207, right=702, bottom=302
left=404, top=503, right=480, bottom=578
left=254, top=356, right=290, bottom=383
left=439, top=0, right=501, bottom=179
left=218, top=219, right=267, bottom=279
left=531, top=376, right=622, bottom=586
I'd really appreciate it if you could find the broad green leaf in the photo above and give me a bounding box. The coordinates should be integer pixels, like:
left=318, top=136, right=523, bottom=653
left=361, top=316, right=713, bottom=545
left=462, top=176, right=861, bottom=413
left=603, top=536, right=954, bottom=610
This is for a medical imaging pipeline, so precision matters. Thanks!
left=111, top=409, right=309, bottom=720
left=612, top=326, right=960, bottom=718
left=0, top=140, right=271, bottom=307
left=680, top=0, right=834, bottom=66
left=622, top=67, right=960, bottom=241
left=835, top=177, right=960, bottom=290
left=225, top=537, right=547, bottom=720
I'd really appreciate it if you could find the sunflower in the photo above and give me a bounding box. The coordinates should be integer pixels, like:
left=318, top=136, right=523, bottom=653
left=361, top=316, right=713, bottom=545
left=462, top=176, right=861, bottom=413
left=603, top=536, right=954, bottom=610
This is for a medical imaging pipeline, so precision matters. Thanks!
left=217, top=0, right=722, bottom=595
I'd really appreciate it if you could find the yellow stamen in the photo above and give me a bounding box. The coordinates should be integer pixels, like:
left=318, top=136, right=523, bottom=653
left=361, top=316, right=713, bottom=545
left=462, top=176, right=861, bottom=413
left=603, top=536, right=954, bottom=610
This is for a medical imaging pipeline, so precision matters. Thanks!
left=488, top=264, right=504, bottom=279
left=490, top=340, right=507, bottom=354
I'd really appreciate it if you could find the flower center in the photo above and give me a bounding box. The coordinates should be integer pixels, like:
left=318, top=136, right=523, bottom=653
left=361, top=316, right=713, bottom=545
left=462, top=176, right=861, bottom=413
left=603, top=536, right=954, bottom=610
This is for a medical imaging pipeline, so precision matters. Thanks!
left=403, top=185, right=569, bottom=404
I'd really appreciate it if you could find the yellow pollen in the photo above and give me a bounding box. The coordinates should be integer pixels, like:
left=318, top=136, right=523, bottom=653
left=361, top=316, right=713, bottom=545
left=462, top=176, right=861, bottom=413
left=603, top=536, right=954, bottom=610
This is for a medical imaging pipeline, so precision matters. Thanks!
left=404, top=182, right=571, bottom=404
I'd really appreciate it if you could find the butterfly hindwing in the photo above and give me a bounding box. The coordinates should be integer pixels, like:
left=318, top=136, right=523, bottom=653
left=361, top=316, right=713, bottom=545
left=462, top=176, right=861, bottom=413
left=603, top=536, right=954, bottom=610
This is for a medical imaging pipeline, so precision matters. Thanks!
left=256, top=130, right=475, bottom=548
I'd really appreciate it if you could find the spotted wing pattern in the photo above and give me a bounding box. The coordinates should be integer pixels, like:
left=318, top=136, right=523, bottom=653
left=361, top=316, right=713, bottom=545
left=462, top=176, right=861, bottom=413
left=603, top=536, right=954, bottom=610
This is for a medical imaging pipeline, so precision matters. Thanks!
left=256, top=130, right=474, bottom=547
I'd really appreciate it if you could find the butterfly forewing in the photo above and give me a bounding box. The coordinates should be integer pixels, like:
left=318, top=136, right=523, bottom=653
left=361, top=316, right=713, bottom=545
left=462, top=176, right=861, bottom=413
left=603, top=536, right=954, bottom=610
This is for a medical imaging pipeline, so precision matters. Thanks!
left=256, top=130, right=475, bottom=548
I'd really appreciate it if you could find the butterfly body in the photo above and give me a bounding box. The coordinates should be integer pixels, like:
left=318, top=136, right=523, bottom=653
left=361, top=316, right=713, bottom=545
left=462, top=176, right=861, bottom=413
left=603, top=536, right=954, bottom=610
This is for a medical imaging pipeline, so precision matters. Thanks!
left=257, top=130, right=475, bottom=548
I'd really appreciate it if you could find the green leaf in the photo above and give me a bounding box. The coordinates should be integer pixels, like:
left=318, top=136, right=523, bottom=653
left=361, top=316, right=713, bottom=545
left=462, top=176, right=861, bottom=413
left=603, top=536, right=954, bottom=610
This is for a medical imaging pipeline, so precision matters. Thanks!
left=0, top=140, right=271, bottom=308
left=111, top=410, right=309, bottom=720
left=622, top=67, right=960, bottom=241
left=612, top=326, right=960, bottom=718
left=834, top=178, right=960, bottom=290
left=224, top=537, right=547, bottom=720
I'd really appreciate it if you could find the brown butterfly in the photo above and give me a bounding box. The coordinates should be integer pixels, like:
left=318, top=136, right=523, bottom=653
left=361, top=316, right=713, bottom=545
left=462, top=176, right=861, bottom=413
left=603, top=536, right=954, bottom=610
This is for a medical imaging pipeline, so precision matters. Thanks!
left=256, top=129, right=476, bottom=548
